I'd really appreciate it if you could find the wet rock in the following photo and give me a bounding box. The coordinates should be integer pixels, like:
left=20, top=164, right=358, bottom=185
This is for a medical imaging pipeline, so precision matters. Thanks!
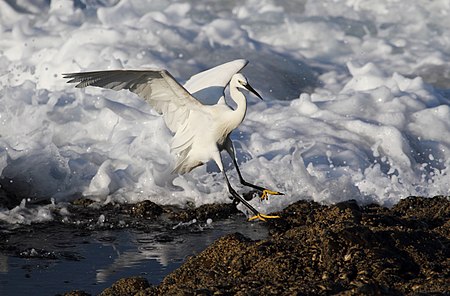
left=99, top=276, right=151, bottom=296
left=127, top=200, right=164, bottom=219
left=393, top=195, right=449, bottom=229
left=167, top=202, right=239, bottom=222
left=17, top=247, right=58, bottom=259
left=71, top=198, right=96, bottom=207
left=62, top=199, right=238, bottom=229
left=147, top=196, right=449, bottom=295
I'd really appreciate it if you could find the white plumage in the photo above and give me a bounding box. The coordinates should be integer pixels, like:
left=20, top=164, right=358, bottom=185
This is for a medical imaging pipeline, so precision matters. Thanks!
left=64, top=60, right=282, bottom=221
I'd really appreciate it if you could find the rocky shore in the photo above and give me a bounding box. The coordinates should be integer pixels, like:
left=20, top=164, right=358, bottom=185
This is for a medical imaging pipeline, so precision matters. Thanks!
left=63, top=196, right=449, bottom=295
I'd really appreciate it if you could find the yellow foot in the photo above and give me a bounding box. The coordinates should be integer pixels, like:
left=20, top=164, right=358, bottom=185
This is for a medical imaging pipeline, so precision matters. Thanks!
left=260, top=189, right=284, bottom=201
left=248, top=213, right=281, bottom=222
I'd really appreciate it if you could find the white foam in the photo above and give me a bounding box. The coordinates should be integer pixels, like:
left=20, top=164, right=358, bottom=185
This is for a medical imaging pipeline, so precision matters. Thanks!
left=1, top=0, right=450, bottom=223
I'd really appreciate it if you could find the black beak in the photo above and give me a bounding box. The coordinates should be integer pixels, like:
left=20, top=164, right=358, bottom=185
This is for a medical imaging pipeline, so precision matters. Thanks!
left=245, top=83, right=263, bottom=100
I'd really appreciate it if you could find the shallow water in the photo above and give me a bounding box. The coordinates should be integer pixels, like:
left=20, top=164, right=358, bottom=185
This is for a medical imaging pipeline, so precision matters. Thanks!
left=0, top=216, right=268, bottom=295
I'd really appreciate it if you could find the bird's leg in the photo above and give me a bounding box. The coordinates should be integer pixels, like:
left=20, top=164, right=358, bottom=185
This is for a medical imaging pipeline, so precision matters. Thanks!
left=234, top=159, right=284, bottom=200
left=222, top=169, right=280, bottom=222
left=214, top=149, right=279, bottom=222
left=225, top=138, right=284, bottom=201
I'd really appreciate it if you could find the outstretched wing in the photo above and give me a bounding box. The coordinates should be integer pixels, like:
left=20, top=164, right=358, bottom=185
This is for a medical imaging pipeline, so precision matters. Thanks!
left=183, top=59, right=248, bottom=105
left=63, top=69, right=203, bottom=133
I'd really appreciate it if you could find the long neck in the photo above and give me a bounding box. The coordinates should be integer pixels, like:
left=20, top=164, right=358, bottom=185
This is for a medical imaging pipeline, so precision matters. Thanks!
left=229, top=86, right=247, bottom=128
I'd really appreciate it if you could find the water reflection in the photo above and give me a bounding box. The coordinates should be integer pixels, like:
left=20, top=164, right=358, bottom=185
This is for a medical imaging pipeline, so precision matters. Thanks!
left=94, top=218, right=268, bottom=283
left=0, top=215, right=268, bottom=295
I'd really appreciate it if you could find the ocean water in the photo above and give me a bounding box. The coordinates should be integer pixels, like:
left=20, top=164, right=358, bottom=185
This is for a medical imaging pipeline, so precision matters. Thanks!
left=1, top=0, right=450, bottom=224
left=0, top=215, right=269, bottom=295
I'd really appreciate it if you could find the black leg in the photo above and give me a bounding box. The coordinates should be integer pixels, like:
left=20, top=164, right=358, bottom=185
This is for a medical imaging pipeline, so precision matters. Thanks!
left=215, top=148, right=280, bottom=222
left=224, top=137, right=284, bottom=199
left=222, top=169, right=280, bottom=221
left=222, top=169, right=259, bottom=216
left=230, top=152, right=267, bottom=192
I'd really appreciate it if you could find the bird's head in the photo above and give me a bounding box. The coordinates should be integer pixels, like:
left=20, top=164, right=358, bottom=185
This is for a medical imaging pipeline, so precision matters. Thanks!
left=232, top=73, right=263, bottom=100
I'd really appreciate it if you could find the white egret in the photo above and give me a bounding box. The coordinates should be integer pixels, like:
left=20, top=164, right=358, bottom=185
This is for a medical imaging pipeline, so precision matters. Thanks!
left=63, top=60, right=283, bottom=221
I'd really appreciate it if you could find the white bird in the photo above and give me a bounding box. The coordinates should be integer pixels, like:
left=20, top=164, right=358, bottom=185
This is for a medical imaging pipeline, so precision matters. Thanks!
left=63, top=60, right=283, bottom=221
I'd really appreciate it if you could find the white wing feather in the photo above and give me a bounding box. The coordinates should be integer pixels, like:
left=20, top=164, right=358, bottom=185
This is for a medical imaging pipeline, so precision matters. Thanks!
left=183, top=59, right=248, bottom=105
left=63, top=69, right=202, bottom=133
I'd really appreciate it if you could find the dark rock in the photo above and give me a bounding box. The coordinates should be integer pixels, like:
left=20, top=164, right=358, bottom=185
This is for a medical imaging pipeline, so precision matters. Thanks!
left=99, top=276, right=151, bottom=296
left=147, top=196, right=449, bottom=295
left=71, top=198, right=96, bottom=207
left=167, top=202, right=240, bottom=222
left=127, top=200, right=164, bottom=219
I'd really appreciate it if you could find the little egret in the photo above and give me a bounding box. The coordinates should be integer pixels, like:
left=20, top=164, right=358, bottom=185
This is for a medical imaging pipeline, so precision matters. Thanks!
left=64, top=60, right=283, bottom=221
